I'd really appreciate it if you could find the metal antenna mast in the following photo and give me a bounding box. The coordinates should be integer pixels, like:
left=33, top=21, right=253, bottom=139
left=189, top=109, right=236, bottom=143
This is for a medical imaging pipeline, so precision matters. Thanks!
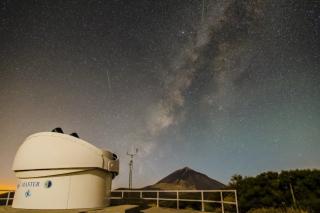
left=127, top=148, right=138, bottom=189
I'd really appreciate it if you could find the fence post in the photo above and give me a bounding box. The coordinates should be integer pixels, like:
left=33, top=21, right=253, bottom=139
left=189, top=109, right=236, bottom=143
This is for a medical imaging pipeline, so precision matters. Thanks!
left=140, top=191, right=142, bottom=199
left=176, top=191, right=179, bottom=210
left=5, top=192, right=11, bottom=206
left=220, top=191, right=224, bottom=213
left=235, top=190, right=239, bottom=213
left=201, top=190, right=204, bottom=212
left=156, top=191, right=159, bottom=207
left=121, top=191, right=124, bottom=199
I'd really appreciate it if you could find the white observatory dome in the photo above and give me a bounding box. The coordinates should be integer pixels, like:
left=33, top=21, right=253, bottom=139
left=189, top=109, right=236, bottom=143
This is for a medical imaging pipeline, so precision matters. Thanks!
left=12, top=131, right=119, bottom=210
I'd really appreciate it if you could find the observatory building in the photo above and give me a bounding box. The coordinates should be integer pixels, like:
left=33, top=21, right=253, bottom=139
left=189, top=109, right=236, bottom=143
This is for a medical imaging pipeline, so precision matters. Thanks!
left=11, top=128, right=119, bottom=209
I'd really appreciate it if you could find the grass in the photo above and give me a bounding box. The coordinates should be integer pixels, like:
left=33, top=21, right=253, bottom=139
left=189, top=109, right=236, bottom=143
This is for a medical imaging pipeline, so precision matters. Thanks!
left=248, top=207, right=308, bottom=213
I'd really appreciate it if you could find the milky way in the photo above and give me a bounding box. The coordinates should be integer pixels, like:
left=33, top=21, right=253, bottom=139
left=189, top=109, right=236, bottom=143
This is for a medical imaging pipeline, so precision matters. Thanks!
left=0, top=0, right=319, bottom=188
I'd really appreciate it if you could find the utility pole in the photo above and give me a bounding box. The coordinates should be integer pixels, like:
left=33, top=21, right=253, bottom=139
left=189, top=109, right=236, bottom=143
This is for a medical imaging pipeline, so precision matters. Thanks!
left=127, top=148, right=138, bottom=189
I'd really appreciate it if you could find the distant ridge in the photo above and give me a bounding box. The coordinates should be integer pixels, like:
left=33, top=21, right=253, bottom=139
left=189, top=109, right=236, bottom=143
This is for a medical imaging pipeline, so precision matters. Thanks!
left=144, top=167, right=226, bottom=190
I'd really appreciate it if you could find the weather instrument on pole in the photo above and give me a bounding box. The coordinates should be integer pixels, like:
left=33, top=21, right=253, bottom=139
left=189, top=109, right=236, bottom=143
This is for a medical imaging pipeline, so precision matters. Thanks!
left=127, top=148, right=138, bottom=189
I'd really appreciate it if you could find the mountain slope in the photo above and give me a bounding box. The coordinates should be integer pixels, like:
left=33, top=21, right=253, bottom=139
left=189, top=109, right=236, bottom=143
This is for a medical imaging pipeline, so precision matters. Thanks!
left=144, top=167, right=226, bottom=190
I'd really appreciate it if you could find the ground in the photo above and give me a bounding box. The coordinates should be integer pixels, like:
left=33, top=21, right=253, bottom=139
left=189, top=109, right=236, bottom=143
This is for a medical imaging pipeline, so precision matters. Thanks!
left=0, top=206, right=209, bottom=213
left=0, top=205, right=138, bottom=213
left=142, top=207, right=210, bottom=213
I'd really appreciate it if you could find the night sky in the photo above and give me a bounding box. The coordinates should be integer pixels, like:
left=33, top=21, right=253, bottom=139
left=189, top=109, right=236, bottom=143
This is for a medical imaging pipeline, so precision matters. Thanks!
left=0, top=0, right=320, bottom=189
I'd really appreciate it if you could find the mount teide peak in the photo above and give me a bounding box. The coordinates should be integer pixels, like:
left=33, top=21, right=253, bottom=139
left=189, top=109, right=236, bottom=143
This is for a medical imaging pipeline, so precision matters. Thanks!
left=144, top=167, right=226, bottom=190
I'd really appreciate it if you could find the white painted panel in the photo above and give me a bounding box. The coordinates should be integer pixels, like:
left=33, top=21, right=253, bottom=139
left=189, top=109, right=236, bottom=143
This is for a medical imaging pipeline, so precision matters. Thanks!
left=12, top=175, right=70, bottom=209
left=13, top=169, right=113, bottom=209
left=67, top=170, right=111, bottom=208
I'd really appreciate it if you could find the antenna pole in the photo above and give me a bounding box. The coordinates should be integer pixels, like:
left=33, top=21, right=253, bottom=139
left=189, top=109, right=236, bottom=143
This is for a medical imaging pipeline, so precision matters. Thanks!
left=127, top=148, right=138, bottom=189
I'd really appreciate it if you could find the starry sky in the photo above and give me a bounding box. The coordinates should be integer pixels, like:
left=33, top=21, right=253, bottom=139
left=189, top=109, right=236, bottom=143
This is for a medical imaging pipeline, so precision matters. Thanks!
left=0, top=0, right=320, bottom=189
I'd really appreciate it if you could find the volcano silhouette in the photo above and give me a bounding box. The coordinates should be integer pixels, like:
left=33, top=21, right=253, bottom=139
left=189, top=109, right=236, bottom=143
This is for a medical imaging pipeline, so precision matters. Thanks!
left=144, top=167, right=226, bottom=190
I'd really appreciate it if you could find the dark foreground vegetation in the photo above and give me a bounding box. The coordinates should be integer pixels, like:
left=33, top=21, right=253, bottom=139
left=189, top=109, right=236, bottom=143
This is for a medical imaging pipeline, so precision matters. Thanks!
left=229, top=169, right=320, bottom=213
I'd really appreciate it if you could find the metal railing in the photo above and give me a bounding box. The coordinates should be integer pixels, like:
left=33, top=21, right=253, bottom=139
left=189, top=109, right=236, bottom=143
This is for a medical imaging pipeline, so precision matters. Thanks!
left=111, top=189, right=239, bottom=213
left=0, top=189, right=239, bottom=213
left=0, top=190, right=14, bottom=206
